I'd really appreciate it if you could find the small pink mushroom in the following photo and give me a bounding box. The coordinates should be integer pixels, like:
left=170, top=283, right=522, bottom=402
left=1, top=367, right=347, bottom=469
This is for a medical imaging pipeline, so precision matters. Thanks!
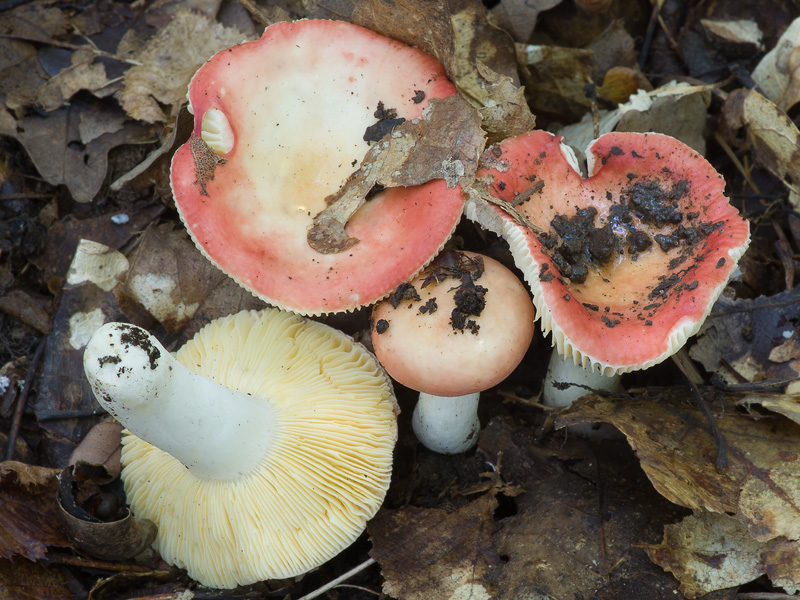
left=371, top=250, right=535, bottom=453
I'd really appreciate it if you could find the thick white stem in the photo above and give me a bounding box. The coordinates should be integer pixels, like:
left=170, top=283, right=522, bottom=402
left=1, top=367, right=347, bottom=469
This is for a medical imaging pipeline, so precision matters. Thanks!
left=412, top=392, right=480, bottom=454
left=542, top=350, right=623, bottom=439
left=83, top=322, right=276, bottom=480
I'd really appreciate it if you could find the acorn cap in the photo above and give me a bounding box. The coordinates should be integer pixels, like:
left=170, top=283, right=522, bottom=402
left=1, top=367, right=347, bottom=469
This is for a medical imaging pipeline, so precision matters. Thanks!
left=170, top=19, right=464, bottom=315
left=467, top=130, right=750, bottom=375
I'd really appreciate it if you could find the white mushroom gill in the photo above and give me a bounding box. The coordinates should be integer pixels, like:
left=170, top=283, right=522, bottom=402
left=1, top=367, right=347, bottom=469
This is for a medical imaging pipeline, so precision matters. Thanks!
left=83, top=321, right=276, bottom=480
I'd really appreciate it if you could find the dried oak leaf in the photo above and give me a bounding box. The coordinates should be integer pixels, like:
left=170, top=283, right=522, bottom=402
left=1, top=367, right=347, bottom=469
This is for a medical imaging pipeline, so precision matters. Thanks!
left=308, top=95, right=485, bottom=254
left=119, top=8, right=246, bottom=122
left=0, top=461, right=72, bottom=561
left=689, top=286, right=800, bottom=387
left=752, top=16, right=800, bottom=112
left=555, top=392, right=800, bottom=543
left=720, top=88, right=800, bottom=208
left=645, top=511, right=772, bottom=598
left=306, top=0, right=534, bottom=139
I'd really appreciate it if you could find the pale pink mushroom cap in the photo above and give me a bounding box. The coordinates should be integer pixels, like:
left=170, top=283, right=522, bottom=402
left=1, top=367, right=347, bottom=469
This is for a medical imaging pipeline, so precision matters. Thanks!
left=170, top=20, right=463, bottom=315
left=467, top=130, right=751, bottom=375
left=371, top=251, right=536, bottom=397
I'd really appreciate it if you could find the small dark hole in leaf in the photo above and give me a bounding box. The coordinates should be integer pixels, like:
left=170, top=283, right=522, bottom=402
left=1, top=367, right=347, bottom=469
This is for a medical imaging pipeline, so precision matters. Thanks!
left=493, top=492, right=518, bottom=521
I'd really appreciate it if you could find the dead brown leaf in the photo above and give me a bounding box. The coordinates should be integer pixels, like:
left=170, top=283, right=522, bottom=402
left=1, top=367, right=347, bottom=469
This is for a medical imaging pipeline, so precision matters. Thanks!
left=689, top=286, right=800, bottom=386
left=0, top=101, right=157, bottom=203
left=645, top=511, right=772, bottom=598
left=0, top=461, right=72, bottom=561
left=36, top=47, right=113, bottom=112
left=518, top=44, right=594, bottom=121
left=0, top=557, right=74, bottom=600
left=489, top=0, right=562, bottom=44
left=753, top=16, right=800, bottom=112
left=720, top=88, right=800, bottom=206
left=307, top=95, right=484, bottom=254
left=119, top=8, right=246, bottom=122
left=371, top=417, right=690, bottom=599
left=555, top=392, right=800, bottom=543
left=120, top=224, right=230, bottom=333
left=616, top=82, right=710, bottom=154
left=370, top=495, right=503, bottom=600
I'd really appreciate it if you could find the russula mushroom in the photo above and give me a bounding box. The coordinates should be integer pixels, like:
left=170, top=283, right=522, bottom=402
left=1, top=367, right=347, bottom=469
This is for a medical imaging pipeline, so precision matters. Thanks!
left=170, top=19, right=465, bottom=315
left=371, top=250, right=535, bottom=454
left=83, top=309, right=397, bottom=589
left=467, top=130, right=750, bottom=375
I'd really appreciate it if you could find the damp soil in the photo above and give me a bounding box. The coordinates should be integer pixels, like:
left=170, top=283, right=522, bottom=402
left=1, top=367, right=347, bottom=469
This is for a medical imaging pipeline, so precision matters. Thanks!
left=538, top=177, right=722, bottom=286
left=377, top=250, right=488, bottom=335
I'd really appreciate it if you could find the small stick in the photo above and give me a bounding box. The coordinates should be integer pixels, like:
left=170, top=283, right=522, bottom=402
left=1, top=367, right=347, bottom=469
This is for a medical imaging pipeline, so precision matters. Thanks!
left=297, top=558, right=377, bottom=600
left=6, top=335, right=47, bottom=461
left=672, top=349, right=728, bottom=471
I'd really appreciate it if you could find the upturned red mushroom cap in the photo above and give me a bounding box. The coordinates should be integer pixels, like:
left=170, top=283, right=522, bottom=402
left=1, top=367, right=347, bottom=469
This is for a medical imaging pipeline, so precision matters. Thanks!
left=170, top=20, right=464, bottom=315
left=468, top=130, right=750, bottom=375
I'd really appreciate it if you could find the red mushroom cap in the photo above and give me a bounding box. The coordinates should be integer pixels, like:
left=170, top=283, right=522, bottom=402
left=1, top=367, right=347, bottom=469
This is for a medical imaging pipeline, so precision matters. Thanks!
left=170, top=20, right=464, bottom=315
left=468, top=130, right=750, bottom=375
left=370, top=250, right=536, bottom=397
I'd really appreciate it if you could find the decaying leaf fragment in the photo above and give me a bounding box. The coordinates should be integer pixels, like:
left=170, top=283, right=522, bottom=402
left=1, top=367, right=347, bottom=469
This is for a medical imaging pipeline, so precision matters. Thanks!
left=752, top=16, right=800, bottom=112
left=0, top=462, right=72, bottom=561
left=119, top=8, right=246, bottom=122
left=555, top=393, right=800, bottom=544
left=645, top=511, right=772, bottom=598
left=308, top=95, right=485, bottom=254
left=720, top=88, right=800, bottom=207
left=120, top=224, right=230, bottom=333
left=689, top=286, right=800, bottom=387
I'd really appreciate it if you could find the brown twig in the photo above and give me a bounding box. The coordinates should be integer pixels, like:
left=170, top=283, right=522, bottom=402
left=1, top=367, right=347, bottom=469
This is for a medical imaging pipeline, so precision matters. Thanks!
left=6, top=334, right=47, bottom=461
left=296, top=558, right=377, bottom=600
left=671, top=349, right=728, bottom=471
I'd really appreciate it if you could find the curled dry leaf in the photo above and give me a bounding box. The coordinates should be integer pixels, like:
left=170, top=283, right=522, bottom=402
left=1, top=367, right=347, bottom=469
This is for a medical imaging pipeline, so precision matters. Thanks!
left=57, top=464, right=156, bottom=562
left=752, top=16, right=800, bottom=112
left=720, top=88, right=800, bottom=207
left=68, top=421, right=124, bottom=483
left=555, top=392, right=800, bottom=543
left=308, top=95, right=485, bottom=254
left=119, top=8, right=247, bottom=122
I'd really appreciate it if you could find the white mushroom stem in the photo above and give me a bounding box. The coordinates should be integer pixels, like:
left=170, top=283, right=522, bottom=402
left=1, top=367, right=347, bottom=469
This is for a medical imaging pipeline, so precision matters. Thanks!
left=542, top=349, right=623, bottom=439
left=542, top=349, right=623, bottom=408
left=411, top=392, right=480, bottom=454
left=83, top=322, right=276, bottom=480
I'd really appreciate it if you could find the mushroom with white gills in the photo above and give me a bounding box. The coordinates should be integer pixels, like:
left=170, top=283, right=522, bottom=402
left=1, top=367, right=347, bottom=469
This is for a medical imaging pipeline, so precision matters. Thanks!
left=83, top=309, right=398, bottom=589
left=466, top=130, right=750, bottom=377
left=170, top=19, right=466, bottom=315
left=371, top=250, right=535, bottom=454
